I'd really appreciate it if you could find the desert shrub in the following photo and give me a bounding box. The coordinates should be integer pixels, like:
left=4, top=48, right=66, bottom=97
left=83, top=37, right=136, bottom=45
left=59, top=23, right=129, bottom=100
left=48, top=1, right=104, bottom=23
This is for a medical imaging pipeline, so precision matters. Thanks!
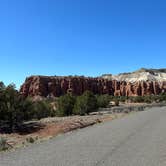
left=0, top=90, right=54, bottom=128
left=96, top=94, right=110, bottom=108
left=158, top=93, right=166, bottom=102
left=0, top=81, right=57, bottom=128
left=0, top=84, right=27, bottom=132
left=73, top=91, right=98, bottom=115
left=0, top=137, right=8, bottom=151
left=31, top=100, right=53, bottom=120
left=114, top=99, right=119, bottom=106
left=26, top=137, right=37, bottom=144
left=73, top=96, right=86, bottom=115
left=57, top=94, right=76, bottom=116
left=130, top=96, right=145, bottom=103
left=118, top=96, right=128, bottom=102
left=143, top=96, right=152, bottom=103
left=20, top=97, right=34, bottom=120
left=151, top=95, right=159, bottom=102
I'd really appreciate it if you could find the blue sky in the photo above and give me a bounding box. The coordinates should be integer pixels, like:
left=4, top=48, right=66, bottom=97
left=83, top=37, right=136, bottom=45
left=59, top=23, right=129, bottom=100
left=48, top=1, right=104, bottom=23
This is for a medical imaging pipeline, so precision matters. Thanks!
left=0, top=0, right=166, bottom=88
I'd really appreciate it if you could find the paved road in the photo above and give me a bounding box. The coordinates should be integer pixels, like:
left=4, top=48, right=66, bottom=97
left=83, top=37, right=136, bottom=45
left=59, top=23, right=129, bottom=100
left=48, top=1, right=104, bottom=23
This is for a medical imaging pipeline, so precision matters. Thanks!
left=1, top=107, right=166, bottom=166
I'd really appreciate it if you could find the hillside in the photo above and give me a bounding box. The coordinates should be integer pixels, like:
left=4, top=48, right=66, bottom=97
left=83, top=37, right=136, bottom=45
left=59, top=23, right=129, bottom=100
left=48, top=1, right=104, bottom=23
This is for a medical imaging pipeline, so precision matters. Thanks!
left=101, top=68, right=166, bottom=82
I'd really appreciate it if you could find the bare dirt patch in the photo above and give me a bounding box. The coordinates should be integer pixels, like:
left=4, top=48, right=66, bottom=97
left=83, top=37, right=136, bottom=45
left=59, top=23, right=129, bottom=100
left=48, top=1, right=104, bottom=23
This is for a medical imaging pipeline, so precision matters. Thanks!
left=0, top=113, right=126, bottom=151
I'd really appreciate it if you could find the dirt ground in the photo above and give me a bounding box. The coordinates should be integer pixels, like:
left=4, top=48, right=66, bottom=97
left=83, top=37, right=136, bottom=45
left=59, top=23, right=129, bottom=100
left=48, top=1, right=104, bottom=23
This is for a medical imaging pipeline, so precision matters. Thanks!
left=0, top=113, right=126, bottom=151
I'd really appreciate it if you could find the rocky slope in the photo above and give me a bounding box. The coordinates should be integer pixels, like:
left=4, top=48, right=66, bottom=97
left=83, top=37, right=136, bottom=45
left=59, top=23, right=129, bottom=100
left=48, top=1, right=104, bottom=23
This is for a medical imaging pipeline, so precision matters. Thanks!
left=20, top=68, right=166, bottom=97
left=102, top=68, right=166, bottom=82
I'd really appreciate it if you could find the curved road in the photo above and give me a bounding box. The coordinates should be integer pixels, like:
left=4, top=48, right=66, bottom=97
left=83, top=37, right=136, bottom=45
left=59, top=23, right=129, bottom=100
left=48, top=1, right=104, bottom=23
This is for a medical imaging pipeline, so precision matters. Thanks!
left=1, top=107, right=166, bottom=166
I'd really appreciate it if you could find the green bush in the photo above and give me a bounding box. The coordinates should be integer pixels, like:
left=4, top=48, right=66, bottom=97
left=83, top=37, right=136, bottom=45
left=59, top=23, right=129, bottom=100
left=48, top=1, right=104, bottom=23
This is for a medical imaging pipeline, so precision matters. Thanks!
left=158, top=93, right=166, bottom=102
left=144, top=96, right=152, bottom=103
left=130, top=96, right=145, bottom=103
left=0, top=137, right=8, bottom=151
left=96, top=94, right=110, bottom=108
left=73, top=91, right=98, bottom=115
left=26, top=136, right=38, bottom=144
left=31, top=100, right=53, bottom=120
left=0, top=84, right=26, bottom=132
left=57, top=94, right=76, bottom=116
left=118, top=96, right=128, bottom=102
left=114, top=99, right=120, bottom=106
left=21, top=97, right=34, bottom=121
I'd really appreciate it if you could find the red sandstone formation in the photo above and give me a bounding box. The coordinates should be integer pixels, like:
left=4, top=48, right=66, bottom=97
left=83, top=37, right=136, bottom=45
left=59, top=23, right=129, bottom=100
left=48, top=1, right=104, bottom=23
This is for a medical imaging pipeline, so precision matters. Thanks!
left=20, top=76, right=166, bottom=98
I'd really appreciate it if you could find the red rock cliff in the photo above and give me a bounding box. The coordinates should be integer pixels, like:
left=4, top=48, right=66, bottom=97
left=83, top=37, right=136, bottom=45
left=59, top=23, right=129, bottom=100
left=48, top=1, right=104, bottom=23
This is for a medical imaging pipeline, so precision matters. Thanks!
left=20, top=76, right=166, bottom=97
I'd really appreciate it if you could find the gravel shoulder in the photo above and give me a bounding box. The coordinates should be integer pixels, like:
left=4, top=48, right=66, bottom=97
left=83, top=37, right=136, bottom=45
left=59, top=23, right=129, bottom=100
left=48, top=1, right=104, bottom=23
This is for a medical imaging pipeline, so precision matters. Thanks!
left=0, top=112, right=126, bottom=151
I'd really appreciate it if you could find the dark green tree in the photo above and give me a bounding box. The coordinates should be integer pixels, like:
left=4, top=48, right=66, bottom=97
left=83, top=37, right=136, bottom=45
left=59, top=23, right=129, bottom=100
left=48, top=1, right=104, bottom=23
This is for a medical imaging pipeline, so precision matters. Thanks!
left=96, top=94, right=110, bottom=108
left=57, top=94, right=76, bottom=116
left=74, top=91, right=98, bottom=115
left=0, top=84, right=24, bottom=132
left=31, top=100, right=53, bottom=119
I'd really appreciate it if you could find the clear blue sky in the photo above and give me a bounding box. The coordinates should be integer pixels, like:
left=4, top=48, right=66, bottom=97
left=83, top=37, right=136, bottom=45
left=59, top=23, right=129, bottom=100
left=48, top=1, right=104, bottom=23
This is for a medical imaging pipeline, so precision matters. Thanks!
left=0, top=0, right=166, bottom=88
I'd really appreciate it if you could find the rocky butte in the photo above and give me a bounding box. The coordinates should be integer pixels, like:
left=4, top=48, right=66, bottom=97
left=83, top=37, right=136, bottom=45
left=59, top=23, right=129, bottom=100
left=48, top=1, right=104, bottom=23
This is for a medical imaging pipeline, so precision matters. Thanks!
left=20, top=68, right=166, bottom=98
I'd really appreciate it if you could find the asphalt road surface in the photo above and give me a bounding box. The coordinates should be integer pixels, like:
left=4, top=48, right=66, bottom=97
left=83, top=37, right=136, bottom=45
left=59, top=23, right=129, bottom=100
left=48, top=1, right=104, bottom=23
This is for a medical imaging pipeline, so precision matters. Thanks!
left=1, top=107, right=166, bottom=166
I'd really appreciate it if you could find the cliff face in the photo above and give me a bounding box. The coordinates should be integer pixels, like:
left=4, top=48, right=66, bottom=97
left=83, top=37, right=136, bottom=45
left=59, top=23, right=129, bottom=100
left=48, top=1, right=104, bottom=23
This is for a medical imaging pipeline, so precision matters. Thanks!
left=20, top=76, right=166, bottom=97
